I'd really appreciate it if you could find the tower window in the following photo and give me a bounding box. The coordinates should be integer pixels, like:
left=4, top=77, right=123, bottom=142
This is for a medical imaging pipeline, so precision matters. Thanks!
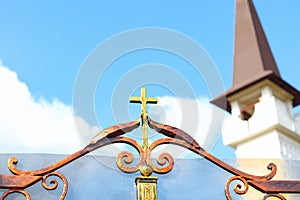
left=240, top=102, right=255, bottom=120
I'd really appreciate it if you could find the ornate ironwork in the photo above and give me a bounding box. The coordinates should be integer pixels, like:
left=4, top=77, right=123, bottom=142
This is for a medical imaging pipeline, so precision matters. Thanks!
left=1, top=87, right=300, bottom=199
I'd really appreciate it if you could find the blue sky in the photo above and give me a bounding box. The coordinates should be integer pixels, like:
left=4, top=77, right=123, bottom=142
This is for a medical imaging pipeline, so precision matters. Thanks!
left=0, top=0, right=299, bottom=158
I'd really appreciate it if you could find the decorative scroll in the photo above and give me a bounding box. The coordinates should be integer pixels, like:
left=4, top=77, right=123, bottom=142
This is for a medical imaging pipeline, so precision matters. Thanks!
left=225, top=176, right=249, bottom=199
left=1, top=189, right=31, bottom=200
left=42, top=172, right=68, bottom=200
left=263, top=194, right=287, bottom=200
left=0, top=172, right=68, bottom=200
left=1, top=90, right=300, bottom=199
left=115, top=137, right=175, bottom=174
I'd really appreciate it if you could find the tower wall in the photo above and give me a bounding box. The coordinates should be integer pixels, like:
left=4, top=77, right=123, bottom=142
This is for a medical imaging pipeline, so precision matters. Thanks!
left=222, top=83, right=300, bottom=158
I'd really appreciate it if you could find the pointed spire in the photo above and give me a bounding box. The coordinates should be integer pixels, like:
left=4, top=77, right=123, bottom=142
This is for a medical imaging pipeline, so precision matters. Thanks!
left=232, top=0, right=279, bottom=87
left=211, top=0, right=300, bottom=112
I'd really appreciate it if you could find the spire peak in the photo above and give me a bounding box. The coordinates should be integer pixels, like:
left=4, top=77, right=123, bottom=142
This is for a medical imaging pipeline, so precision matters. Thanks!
left=211, top=0, right=300, bottom=112
left=232, top=0, right=280, bottom=88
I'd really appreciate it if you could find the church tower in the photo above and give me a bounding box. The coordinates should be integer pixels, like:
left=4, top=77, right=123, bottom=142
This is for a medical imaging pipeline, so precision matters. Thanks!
left=211, top=0, right=300, bottom=159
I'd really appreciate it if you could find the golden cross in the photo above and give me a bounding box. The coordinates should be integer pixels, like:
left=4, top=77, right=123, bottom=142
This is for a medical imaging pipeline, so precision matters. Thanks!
left=130, top=87, right=158, bottom=150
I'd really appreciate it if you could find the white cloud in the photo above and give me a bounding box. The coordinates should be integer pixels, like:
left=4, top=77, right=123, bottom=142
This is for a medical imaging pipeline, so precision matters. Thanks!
left=0, top=63, right=225, bottom=159
left=149, top=96, right=225, bottom=158
left=0, top=65, right=100, bottom=154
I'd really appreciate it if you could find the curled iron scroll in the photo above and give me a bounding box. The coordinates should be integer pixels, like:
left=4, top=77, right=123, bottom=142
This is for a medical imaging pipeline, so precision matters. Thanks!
left=263, top=194, right=287, bottom=200
left=1, top=189, right=31, bottom=200
left=42, top=172, right=68, bottom=200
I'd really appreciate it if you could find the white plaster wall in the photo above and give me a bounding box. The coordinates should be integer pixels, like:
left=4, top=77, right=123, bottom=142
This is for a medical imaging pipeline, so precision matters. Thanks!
left=279, top=133, right=300, bottom=159
left=222, top=96, right=279, bottom=147
left=275, top=98, right=294, bottom=130
left=248, top=96, right=278, bottom=133
left=222, top=115, right=249, bottom=146
left=222, top=90, right=300, bottom=159
left=235, top=130, right=282, bottom=158
left=295, top=113, right=300, bottom=135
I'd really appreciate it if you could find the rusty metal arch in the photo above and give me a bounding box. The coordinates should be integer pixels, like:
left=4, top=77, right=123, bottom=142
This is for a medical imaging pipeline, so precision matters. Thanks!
left=1, top=88, right=300, bottom=199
